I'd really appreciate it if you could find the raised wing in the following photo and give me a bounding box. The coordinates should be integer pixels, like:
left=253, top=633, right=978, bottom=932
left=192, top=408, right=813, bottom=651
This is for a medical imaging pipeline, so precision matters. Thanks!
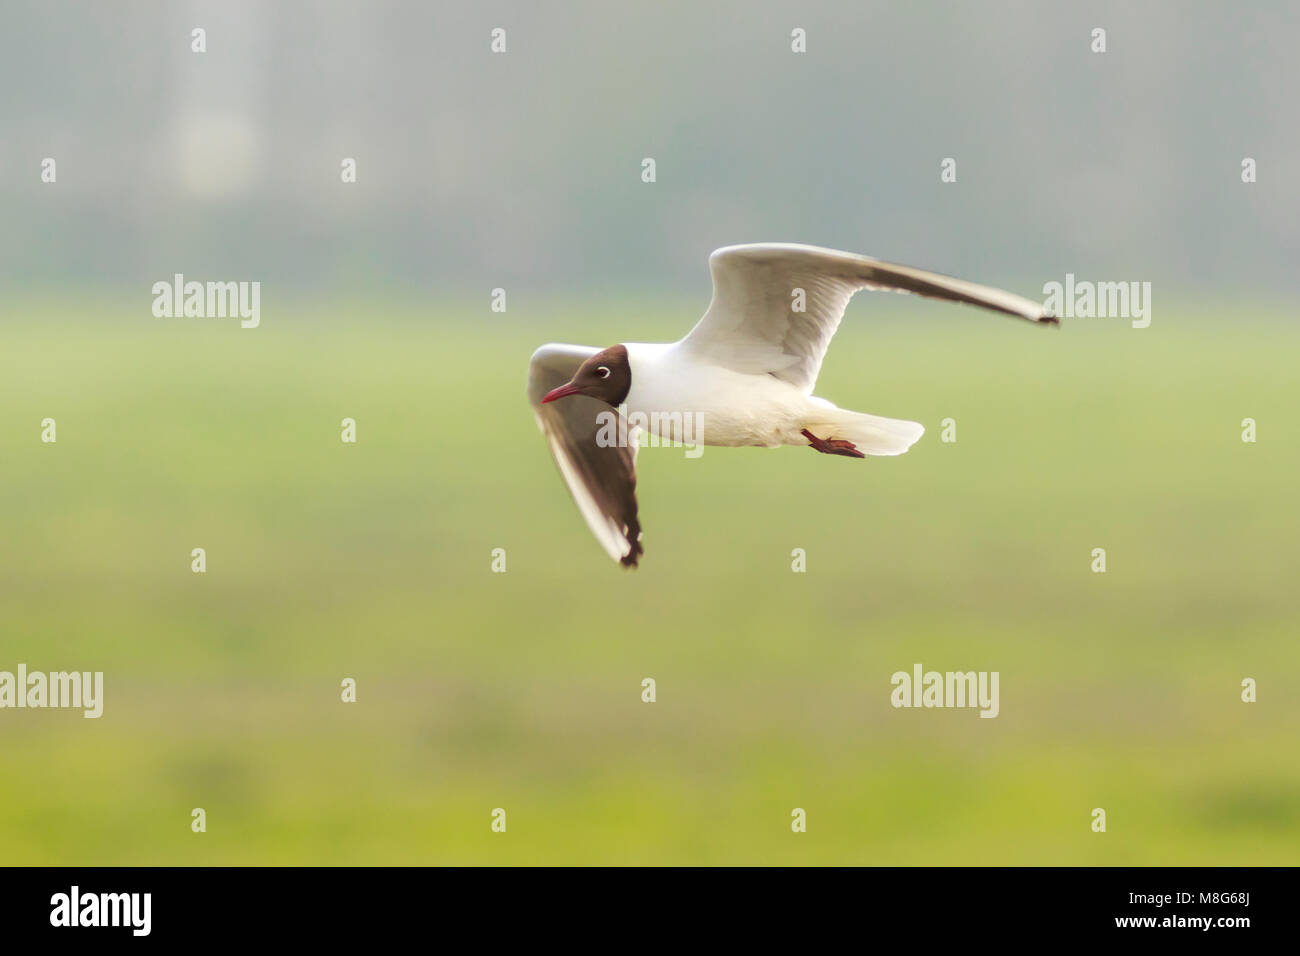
left=528, top=344, right=643, bottom=567
left=680, top=243, right=1057, bottom=393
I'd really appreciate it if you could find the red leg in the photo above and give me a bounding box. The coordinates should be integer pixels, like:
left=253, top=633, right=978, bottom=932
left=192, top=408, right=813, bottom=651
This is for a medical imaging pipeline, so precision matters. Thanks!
left=801, top=428, right=865, bottom=459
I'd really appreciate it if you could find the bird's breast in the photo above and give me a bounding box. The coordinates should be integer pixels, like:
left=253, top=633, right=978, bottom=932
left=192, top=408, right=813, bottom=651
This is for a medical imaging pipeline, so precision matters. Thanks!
left=623, top=344, right=810, bottom=448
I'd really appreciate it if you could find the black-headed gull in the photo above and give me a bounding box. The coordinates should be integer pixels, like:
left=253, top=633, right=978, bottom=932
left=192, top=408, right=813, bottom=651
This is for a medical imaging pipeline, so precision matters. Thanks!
left=529, top=243, right=1057, bottom=567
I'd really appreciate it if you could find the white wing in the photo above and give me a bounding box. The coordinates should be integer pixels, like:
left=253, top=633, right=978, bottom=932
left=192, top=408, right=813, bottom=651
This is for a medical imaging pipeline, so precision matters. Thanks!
left=680, top=243, right=1057, bottom=393
left=528, top=344, right=643, bottom=567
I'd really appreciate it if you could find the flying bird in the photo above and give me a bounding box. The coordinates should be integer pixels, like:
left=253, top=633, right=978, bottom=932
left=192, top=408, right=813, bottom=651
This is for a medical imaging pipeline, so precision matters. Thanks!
left=529, top=243, right=1057, bottom=567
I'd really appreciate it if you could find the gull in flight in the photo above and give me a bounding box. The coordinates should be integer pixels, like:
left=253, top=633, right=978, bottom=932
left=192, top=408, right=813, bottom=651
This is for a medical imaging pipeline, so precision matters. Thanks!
left=528, top=243, right=1057, bottom=567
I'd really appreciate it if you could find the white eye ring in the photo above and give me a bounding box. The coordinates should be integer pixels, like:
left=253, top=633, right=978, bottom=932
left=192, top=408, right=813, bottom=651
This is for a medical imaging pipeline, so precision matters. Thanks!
left=596, top=366, right=611, bottom=379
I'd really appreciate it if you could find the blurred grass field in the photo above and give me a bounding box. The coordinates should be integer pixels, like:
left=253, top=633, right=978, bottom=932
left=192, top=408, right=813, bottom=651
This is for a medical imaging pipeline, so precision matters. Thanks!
left=1, top=294, right=1298, bottom=865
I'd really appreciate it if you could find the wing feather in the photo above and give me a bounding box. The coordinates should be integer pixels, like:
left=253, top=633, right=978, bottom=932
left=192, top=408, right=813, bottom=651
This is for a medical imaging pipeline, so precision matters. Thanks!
left=527, top=344, right=643, bottom=567
left=681, top=243, right=1057, bottom=392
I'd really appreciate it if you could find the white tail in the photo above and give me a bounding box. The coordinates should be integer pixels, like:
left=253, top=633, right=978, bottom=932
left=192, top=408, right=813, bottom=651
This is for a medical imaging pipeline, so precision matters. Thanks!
left=813, top=408, right=925, bottom=456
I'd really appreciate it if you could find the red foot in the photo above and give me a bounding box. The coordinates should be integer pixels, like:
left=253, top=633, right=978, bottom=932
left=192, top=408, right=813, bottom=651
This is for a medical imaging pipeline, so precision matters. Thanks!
left=801, top=428, right=865, bottom=459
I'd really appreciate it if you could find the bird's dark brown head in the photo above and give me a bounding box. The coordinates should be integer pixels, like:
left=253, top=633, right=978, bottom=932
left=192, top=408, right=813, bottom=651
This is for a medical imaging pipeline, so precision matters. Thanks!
left=541, top=345, right=631, bottom=407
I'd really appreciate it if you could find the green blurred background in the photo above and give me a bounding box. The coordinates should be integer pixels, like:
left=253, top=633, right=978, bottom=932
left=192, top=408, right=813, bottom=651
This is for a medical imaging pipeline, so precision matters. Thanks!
left=1, top=300, right=1297, bottom=864
left=1, top=1, right=1298, bottom=864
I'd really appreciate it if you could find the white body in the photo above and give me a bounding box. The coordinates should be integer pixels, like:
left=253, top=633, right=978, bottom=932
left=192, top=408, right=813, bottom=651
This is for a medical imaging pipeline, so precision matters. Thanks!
left=626, top=341, right=821, bottom=447
left=624, top=340, right=924, bottom=454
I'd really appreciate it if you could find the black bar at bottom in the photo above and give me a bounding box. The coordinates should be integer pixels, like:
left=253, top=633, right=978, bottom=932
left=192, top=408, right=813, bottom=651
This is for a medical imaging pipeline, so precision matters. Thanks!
left=0, top=866, right=1276, bottom=941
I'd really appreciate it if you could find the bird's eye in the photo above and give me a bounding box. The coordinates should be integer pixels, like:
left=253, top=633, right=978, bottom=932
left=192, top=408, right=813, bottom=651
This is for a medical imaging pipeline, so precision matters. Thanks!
left=596, top=366, right=611, bottom=379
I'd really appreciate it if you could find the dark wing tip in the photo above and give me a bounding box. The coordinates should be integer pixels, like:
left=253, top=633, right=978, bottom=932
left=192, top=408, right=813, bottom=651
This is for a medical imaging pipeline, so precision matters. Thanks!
left=619, top=534, right=644, bottom=568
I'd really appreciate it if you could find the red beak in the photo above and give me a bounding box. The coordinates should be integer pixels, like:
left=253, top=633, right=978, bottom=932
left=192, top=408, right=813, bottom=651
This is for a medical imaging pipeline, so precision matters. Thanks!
left=541, top=383, right=582, bottom=404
